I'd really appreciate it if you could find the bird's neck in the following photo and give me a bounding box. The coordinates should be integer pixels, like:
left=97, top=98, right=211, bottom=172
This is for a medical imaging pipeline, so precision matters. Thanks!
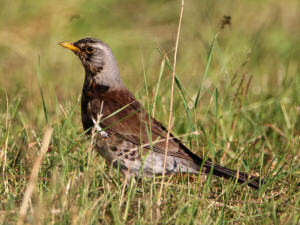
left=84, top=60, right=125, bottom=91
left=83, top=69, right=126, bottom=99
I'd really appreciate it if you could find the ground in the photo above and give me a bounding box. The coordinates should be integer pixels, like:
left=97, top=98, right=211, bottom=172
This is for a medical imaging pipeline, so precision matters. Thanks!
left=0, top=0, right=299, bottom=224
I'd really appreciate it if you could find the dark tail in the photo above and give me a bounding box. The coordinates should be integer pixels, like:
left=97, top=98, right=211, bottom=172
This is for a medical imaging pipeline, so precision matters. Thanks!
left=175, top=137, right=261, bottom=189
left=204, top=161, right=261, bottom=189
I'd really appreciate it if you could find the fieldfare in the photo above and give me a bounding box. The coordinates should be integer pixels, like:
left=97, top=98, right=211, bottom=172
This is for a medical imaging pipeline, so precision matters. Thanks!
left=59, top=38, right=261, bottom=189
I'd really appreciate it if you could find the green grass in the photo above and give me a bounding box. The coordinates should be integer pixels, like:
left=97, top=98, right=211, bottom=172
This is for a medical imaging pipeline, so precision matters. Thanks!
left=1, top=0, right=300, bottom=224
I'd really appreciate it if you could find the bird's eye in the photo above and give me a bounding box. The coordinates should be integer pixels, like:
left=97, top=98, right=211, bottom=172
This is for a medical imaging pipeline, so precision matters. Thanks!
left=86, top=46, right=94, bottom=53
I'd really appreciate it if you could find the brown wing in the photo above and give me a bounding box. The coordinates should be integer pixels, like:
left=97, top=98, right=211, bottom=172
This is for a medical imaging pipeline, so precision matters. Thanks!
left=85, top=88, right=199, bottom=162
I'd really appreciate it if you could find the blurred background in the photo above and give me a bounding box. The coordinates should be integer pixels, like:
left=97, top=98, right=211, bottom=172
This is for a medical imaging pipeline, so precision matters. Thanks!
left=1, top=1, right=299, bottom=223
left=0, top=0, right=299, bottom=145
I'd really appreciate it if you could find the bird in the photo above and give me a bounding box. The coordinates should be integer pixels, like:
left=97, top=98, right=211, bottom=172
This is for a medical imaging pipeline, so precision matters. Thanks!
left=59, top=38, right=261, bottom=189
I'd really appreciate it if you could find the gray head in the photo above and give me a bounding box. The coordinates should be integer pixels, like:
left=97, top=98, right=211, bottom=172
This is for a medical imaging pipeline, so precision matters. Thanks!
left=59, top=38, right=124, bottom=90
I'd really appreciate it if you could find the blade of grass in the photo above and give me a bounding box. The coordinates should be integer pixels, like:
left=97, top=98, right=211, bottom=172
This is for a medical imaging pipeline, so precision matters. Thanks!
left=18, top=127, right=53, bottom=222
left=157, top=48, right=196, bottom=135
left=215, top=88, right=218, bottom=142
left=37, top=54, right=49, bottom=124
left=194, top=34, right=217, bottom=109
left=157, top=47, right=193, bottom=102
left=152, top=59, right=165, bottom=117
left=158, top=0, right=184, bottom=208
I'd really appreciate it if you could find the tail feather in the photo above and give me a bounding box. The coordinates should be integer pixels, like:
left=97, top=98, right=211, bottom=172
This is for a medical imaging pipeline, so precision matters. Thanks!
left=204, top=161, right=261, bottom=189
left=170, top=138, right=261, bottom=189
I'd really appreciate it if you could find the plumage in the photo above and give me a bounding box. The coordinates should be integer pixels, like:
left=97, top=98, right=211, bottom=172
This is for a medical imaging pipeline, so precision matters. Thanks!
left=60, top=38, right=261, bottom=189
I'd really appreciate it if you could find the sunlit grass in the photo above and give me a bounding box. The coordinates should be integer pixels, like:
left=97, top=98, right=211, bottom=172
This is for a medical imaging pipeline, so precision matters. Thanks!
left=0, top=0, right=299, bottom=224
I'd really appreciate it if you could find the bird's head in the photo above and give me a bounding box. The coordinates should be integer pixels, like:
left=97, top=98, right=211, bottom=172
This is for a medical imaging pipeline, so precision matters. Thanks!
left=59, top=38, right=124, bottom=89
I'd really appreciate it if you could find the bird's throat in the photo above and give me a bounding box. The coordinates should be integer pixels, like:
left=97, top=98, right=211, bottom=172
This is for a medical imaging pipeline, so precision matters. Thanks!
left=83, top=76, right=110, bottom=100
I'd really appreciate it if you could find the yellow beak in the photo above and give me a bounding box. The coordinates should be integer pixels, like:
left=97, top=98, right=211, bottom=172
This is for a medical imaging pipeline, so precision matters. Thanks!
left=59, top=42, right=81, bottom=53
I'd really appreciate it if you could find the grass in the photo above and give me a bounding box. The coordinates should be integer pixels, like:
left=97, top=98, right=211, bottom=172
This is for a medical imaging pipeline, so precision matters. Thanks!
left=0, top=0, right=300, bottom=224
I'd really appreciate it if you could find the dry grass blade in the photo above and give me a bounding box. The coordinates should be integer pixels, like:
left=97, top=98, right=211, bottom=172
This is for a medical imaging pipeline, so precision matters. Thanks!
left=18, top=128, right=53, bottom=222
left=158, top=0, right=185, bottom=207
